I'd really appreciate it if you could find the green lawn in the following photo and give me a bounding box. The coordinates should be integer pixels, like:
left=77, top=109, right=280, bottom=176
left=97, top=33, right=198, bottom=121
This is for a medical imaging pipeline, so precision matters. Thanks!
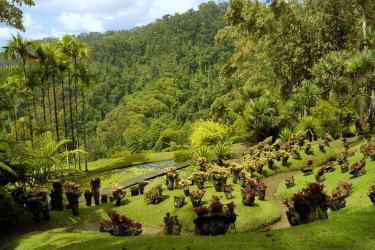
left=4, top=138, right=375, bottom=250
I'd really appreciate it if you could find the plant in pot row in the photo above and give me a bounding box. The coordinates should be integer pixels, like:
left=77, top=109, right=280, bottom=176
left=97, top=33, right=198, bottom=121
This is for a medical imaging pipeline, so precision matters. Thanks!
left=295, top=131, right=306, bottom=148
left=239, top=170, right=251, bottom=187
left=165, top=166, right=179, bottom=190
left=301, top=160, right=313, bottom=175
left=368, top=182, right=375, bottom=205
left=349, top=158, right=366, bottom=178
left=279, top=150, right=289, bottom=166
left=190, top=190, right=206, bottom=207
left=328, top=189, right=346, bottom=211
left=229, top=162, right=244, bottom=184
left=164, top=212, right=182, bottom=235
left=193, top=197, right=237, bottom=236
left=195, top=157, right=210, bottom=172
left=190, top=171, right=206, bottom=189
left=324, top=162, right=335, bottom=172
left=284, top=182, right=329, bottom=226
left=207, top=165, right=230, bottom=192
left=50, top=180, right=63, bottom=211
left=264, top=151, right=276, bottom=169
left=111, top=184, right=126, bottom=206
left=304, top=140, right=312, bottom=154
left=90, top=177, right=101, bottom=206
left=99, top=212, right=142, bottom=236
left=317, top=138, right=325, bottom=152
left=285, top=176, right=295, bottom=188
left=144, top=180, right=163, bottom=204
left=25, top=189, right=50, bottom=220
left=290, top=145, right=300, bottom=160
left=222, top=184, right=234, bottom=199
left=315, top=166, right=325, bottom=182
left=241, top=188, right=256, bottom=206
left=178, top=179, right=192, bottom=196
left=360, top=142, right=375, bottom=159
left=64, top=181, right=82, bottom=216
left=84, top=189, right=93, bottom=206
left=335, top=181, right=352, bottom=198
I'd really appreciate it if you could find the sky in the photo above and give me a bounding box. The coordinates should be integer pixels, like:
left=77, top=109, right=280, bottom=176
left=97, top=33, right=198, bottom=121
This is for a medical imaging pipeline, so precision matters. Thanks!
left=0, top=0, right=222, bottom=46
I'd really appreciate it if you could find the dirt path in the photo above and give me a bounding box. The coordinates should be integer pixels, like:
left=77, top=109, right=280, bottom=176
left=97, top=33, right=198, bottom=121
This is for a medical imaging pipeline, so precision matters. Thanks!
left=263, top=170, right=299, bottom=230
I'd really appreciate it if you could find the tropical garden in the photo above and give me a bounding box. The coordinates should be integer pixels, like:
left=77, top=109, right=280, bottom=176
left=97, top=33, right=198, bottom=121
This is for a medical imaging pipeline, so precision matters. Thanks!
left=1, top=0, right=375, bottom=249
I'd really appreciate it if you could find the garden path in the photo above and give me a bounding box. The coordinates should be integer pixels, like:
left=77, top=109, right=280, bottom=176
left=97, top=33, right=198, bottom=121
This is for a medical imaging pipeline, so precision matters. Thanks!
left=264, top=170, right=299, bottom=230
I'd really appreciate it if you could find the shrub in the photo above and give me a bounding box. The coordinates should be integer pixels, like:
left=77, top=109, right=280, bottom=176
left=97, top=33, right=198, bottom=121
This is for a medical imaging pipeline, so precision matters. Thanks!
left=174, top=150, right=192, bottom=163
left=0, top=189, right=22, bottom=233
left=144, top=180, right=163, bottom=204
left=190, top=120, right=231, bottom=148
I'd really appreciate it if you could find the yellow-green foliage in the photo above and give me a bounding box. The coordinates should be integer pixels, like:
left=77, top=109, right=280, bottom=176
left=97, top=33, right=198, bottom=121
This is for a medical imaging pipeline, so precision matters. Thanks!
left=190, top=120, right=231, bottom=148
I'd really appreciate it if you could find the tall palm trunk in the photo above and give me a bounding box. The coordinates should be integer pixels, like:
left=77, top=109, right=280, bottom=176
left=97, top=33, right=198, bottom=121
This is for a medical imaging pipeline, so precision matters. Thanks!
left=82, top=88, right=88, bottom=172
left=74, top=57, right=81, bottom=170
left=47, top=80, right=53, bottom=137
left=41, top=82, right=46, bottom=124
left=52, top=74, right=59, bottom=141
left=68, top=71, right=76, bottom=169
left=61, top=72, right=68, bottom=139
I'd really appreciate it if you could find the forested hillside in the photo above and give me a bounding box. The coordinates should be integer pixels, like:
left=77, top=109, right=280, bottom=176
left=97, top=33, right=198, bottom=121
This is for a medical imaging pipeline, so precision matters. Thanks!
left=76, top=1, right=234, bottom=158
left=1, top=0, right=375, bottom=164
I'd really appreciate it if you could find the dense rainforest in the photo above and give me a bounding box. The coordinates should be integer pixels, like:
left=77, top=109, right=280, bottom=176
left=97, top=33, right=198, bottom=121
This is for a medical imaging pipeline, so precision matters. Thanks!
left=1, top=0, right=375, bottom=173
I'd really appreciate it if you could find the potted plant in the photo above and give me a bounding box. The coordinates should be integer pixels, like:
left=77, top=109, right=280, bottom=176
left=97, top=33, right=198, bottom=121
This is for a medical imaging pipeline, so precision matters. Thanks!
left=317, top=138, right=325, bottom=152
left=164, top=212, right=182, bottom=235
left=324, top=162, right=335, bottom=172
left=245, top=178, right=257, bottom=190
left=222, top=184, right=234, bottom=199
left=256, top=180, right=267, bottom=200
left=324, top=133, right=333, bottom=146
left=229, top=162, right=244, bottom=184
left=239, top=170, right=251, bottom=187
left=90, top=177, right=101, bottom=206
left=189, top=190, right=206, bottom=207
left=272, top=139, right=283, bottom=152
left=193, top=198, right=236, bottom=236
left=241, top=188, right=256, bottom=206
left=315, top=166, right=325, bottom=182
left=101, top=194, right=108, bottom=203
left=64, top=181, right=82, bottom=216
left=195, top=157, right=209, bottom=172
left=295, top=131, right=306, bottom=148
left=207, top=165, right=230, bottom=192
left=283, top=183, right=328, bottom=226
left=301, top=160, right=313, bottom=175
left=290, top=145, right=300, bottom=160
left=137, top=181, right=149, bottom=195
left=254, top=158, right=265, bottom=173
left=368, top=182, right=375, bottom=205
left=178, top=179, right=192, bottom=196
left=336, top=152, right=347, bottom=165
left=165, top=166, right=179, bottom=190
left=50, top=180, right=63, bottom=211
left=264, top=151, right=276, bottom=169
left=26, top=189, right=50, bottom=221
left=144, top=180, right=163, bottom=204
left=280, top=150, right=289, bottom=166
left=100, top=212, right=143, bottom=236
left=285, top=176, right=295, bottom=188
left=174, top=195, right=185, bottom=208
left=130, top=186, right=139, bottom=196
left=349, top=158, right=366, bottom=177
left=84, top=189, right=93, bottom=206
left=336, top=181, right=352, bottom=198
left=328, top=189, right=346, bottom=211
left=191, top=171, right=206, bottom=189
left=304, top=140, right=311, bottom=154
left=111, top=184, right=126, bottom=206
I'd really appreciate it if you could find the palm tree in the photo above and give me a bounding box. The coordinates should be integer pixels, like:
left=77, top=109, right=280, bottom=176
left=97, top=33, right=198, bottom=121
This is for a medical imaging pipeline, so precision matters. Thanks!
left=57, top=35, right=90, bottom=170
left=75, top=63, right=97, bottom=172
left=3, top=34, right=34, bottom=139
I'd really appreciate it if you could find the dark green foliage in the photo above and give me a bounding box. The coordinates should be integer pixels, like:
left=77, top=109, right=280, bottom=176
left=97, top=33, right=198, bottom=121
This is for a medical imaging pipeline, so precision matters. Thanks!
left=174, top=150, right=192, bottom=163
left=0, top=189, right=22, bottom=234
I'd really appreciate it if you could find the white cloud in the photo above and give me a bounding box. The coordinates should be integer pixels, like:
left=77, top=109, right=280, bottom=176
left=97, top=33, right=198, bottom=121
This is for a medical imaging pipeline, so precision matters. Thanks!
left=0, top=27, right=13, bottom=40
left=148, top=0, right=195, bottom=19
left=58, top=12, right=105, bottom=33
left=23, top=13, right=42, bottom=30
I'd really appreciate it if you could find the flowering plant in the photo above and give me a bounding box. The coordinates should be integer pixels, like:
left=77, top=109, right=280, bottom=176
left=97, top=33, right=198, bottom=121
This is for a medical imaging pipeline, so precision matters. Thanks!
left=256, top=180, right=267, bottom=190
left=241, top=188, right=256, bottom=199
left=368, top=182, right=375, bottom=195
left=264, top=151, right=276, bottom=161
left=222, top=184, right=234, bottom=193
left=190, top=190, right=206, bottom=199
left=165, top=166, right=179, bottom=178
left=279, top=150, right=289, bottom=158
left=178, top=179, right=192, bottom=189
left=194, top=197, right=236, bottom=217
left=102, top=212, right=143, bottom=236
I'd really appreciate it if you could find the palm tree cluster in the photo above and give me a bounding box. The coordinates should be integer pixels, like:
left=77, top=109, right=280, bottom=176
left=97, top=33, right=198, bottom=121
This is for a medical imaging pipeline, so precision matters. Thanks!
left=1, top=34, right=97, bottom=172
